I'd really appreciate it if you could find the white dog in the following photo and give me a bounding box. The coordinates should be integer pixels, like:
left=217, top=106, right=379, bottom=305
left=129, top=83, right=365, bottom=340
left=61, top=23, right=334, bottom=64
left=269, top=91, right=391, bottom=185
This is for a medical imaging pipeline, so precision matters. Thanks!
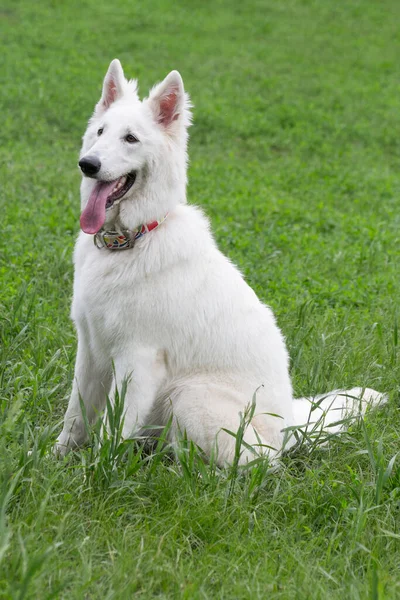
left=56, top=60, right=384, bottom=465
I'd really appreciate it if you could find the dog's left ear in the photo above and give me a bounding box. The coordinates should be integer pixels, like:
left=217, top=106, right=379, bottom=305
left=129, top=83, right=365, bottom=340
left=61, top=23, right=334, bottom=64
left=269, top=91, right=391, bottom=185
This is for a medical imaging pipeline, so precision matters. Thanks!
left=148, top=71, right=190, bottom=130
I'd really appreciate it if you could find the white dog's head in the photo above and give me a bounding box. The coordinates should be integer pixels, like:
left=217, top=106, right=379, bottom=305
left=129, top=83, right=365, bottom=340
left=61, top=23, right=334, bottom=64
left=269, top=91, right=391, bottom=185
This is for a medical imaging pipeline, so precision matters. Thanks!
left=79, top=59, right=192, bottom=234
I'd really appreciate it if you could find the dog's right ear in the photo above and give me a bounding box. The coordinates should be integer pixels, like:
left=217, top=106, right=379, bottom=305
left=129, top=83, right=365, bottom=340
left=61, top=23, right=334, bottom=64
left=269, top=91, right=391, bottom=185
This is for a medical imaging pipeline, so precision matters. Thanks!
left=95, top=59, right=126, bottom=114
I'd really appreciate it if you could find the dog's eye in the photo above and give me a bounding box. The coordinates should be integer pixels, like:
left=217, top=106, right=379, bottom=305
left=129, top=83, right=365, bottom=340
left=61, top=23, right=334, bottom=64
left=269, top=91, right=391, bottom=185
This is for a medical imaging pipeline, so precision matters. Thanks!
left=125, top=134, right=139, bottom=144
left=97, top=128, right=103, bottom=136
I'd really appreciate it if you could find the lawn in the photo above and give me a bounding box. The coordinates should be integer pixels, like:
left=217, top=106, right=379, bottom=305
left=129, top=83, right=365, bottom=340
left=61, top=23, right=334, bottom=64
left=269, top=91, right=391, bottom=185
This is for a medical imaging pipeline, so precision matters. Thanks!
left=1, top=0, right=400, bottom=597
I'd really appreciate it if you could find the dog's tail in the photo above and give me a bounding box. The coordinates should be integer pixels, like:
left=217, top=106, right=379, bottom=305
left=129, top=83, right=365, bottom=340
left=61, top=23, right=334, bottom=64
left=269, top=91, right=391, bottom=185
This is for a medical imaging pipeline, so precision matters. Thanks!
left=283, top=387, right=387, bottom=451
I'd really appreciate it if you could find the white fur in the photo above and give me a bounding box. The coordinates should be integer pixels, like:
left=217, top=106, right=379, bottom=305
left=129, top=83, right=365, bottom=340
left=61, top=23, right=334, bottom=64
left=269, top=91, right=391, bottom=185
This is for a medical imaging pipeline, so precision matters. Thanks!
left=56, top=60, right=385, bottom=465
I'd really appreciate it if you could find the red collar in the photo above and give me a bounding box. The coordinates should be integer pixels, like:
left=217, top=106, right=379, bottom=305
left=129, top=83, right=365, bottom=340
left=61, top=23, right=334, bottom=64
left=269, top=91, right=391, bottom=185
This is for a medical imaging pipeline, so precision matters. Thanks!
left=94, top=214, right=168, bottom=250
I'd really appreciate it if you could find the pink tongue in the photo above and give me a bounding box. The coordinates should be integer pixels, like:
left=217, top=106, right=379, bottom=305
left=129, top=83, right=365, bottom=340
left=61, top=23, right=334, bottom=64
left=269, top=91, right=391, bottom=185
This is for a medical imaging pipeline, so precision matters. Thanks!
left=80, top=180, right=117, bottom=234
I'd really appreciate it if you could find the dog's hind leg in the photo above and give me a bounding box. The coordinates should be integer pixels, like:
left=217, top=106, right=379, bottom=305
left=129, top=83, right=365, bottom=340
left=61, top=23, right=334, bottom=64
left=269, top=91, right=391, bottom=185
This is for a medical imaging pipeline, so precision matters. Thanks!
left=157, top=383, right=281, bottom=467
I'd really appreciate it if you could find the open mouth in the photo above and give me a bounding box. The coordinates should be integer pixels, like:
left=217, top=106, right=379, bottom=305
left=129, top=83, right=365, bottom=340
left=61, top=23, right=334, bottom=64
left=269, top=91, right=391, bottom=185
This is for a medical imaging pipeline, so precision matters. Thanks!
left=80, top=171, right=137, bottom=235
left=105, top=171, right=137, bottom=209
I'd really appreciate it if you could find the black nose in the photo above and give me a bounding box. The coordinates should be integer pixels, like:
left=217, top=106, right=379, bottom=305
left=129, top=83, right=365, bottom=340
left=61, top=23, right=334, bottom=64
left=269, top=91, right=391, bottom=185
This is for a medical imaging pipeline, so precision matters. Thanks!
left=79, top=155, right=101, bottom=177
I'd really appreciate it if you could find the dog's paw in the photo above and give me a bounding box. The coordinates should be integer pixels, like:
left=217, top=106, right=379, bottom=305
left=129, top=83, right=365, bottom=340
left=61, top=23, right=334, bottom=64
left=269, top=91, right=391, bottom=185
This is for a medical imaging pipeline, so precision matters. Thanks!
left=53, top=432, right=71, bottom=458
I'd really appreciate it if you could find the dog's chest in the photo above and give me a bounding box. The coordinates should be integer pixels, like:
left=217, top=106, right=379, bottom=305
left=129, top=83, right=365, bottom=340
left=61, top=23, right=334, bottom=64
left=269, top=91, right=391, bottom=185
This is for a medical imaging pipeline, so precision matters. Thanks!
left=72, top=246, right=173, bottom=352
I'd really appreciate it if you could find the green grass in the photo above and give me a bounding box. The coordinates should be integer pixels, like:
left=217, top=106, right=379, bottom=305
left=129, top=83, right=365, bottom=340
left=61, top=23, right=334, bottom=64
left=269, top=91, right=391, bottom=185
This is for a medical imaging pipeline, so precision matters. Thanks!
left=1, top=0, right=400, bottom=597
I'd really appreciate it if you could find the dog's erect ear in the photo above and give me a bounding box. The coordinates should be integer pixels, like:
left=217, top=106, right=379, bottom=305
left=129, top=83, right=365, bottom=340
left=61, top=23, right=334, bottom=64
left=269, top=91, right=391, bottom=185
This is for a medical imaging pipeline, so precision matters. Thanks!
left=148, top=71, right=189, bottom=129
left=96, top=59, right=126, bottom=113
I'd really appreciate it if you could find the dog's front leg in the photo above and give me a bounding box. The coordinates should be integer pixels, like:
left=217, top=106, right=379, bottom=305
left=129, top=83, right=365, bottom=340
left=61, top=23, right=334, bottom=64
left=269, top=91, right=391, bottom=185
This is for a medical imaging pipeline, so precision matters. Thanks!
left=106, top=348, right=166, bottom=440
left=55, top=338, right=111, bottom=456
